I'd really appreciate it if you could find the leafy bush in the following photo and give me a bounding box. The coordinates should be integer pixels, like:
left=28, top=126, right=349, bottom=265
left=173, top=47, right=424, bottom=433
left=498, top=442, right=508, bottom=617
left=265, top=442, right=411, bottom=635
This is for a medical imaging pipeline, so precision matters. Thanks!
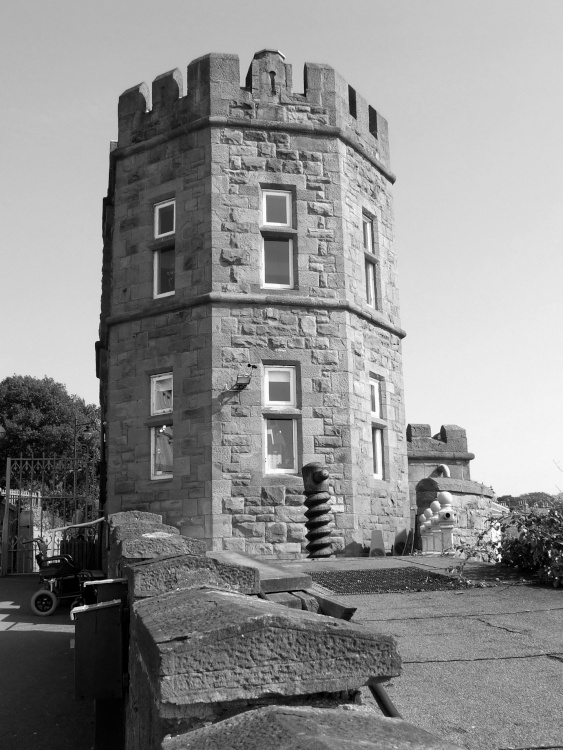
left=449, top=507, right=563, bottom=587
left=496, top=507, right=563, bottom=585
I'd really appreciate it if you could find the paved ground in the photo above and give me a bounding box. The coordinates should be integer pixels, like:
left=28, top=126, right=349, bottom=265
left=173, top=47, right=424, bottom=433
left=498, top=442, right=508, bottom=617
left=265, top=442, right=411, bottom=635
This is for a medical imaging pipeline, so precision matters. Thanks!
left=0, top=575, right=94, bottom=750
left=1, top=557, right=562, bottom=750
left=284, top=555, right=563, bottom=750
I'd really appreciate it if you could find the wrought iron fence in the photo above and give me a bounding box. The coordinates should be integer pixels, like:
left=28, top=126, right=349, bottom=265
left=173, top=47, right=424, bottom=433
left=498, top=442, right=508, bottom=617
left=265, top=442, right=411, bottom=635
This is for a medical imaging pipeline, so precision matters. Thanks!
left=0, top=454, right=100, bottom=575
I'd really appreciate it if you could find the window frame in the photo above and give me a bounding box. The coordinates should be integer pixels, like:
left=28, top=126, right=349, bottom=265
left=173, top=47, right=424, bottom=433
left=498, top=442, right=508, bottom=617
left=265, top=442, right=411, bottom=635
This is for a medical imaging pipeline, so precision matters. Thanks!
left=264, top=366, right=296, bottom=408
left=261, top=236, right=294, bottom=289
left=154, top=199, right=176, bottom=239
left=369, top=377, right=381, bottom=419
left=365, top=258, right=377, bottom=308
left=372, top=426, right=383, bottom=480
left=150, top=373, right=173, bottom=416
left=262, top=190, right=292, bottom=228
left=363, top=212, right=379, bottom=310
left=264, top=416, right=298, bottom=474
left=153, top=247, right=175, bottom=299
left=150, top=424, right=173, bottom=480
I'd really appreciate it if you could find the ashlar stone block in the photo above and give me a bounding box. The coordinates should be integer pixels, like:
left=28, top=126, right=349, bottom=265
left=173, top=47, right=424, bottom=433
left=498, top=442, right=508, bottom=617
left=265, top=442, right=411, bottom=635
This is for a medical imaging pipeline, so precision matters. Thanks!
left=125, top=553, right=260, bottom=598
left=133, top=587, right=401, bottom=707
left=161, top=705, right=463, bottom=750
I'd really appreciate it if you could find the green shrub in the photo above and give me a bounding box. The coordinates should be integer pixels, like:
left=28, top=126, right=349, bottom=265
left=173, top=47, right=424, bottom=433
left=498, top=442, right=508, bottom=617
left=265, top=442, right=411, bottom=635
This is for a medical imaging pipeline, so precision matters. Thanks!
left=449, top=507, right=563, bottom=587
left=496, top=507, right=563, bottom=585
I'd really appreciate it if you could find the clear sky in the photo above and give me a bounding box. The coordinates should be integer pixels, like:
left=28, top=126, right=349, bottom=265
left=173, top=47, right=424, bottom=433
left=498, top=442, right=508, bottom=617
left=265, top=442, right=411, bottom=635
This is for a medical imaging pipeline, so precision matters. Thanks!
left=1, top=0, right=562, bottom=496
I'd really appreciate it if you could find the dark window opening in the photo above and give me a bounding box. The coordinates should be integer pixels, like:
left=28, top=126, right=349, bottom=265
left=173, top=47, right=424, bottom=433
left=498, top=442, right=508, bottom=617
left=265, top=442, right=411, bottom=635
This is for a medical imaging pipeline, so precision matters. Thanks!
left=348, top=85, right=357, bottom=119
left=369, top=105, right=378, bottom=139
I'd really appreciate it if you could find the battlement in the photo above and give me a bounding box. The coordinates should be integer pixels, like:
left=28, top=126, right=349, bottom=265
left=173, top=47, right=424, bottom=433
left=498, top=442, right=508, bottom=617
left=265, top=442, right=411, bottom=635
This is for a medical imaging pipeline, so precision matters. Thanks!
left=116, top=49, right=390, bottom=168
left=406, top=424, right=470, bottom=454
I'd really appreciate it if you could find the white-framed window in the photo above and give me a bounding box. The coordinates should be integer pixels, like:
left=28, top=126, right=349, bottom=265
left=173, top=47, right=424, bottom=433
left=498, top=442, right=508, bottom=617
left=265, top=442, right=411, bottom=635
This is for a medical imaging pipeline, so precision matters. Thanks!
left=262, top=238, right=293, bottom=288
left=150, top=373, right=172, bottom=480
left=365, top=259, right=377, bottom=308
left=372, top=427, right=383, bottom=480
left=264, top=366, right=296, bottom=407
left=369, top=377, right=381, bottom=418
left=153, top=247, right=175, bottom=298
left=265, top=418, right=297, bottom=473
left=363, top=213, right=379, bottom=309
left=151, top=425, right=173, bottom=479
left=262, top=190, right=292, bottom=227
left=154, top=200, right=175, bottom=239
left=363, top=214, right=374, bottom=254
left=151, top=373, right=173, bottom=415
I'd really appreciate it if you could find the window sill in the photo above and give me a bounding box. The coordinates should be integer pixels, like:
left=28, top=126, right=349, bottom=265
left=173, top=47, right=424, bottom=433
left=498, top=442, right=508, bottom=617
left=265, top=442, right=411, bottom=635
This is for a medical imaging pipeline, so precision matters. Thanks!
left=150, top=475, right=173, bottom=482
left=263, top=408, right=301, bottom=417
left=145, top=415, right=173, bottom=428
left=260, top=226, right=297, bottom=236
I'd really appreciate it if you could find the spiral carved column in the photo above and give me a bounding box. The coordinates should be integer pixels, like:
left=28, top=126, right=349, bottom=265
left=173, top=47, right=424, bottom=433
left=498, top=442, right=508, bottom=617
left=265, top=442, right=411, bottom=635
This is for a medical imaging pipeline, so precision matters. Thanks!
left=302, top=462, right=334, bottom=559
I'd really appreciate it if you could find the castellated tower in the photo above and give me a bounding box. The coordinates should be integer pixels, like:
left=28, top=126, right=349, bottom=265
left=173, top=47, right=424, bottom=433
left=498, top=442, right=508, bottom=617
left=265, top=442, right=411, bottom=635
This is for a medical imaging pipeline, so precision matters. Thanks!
left=98, top=49, right=409, bottom=557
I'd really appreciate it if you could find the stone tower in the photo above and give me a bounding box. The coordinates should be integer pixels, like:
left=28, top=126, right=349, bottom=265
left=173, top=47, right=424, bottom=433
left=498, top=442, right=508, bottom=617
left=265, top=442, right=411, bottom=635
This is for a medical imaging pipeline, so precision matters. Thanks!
left=98, top=49, right=409, bottom=557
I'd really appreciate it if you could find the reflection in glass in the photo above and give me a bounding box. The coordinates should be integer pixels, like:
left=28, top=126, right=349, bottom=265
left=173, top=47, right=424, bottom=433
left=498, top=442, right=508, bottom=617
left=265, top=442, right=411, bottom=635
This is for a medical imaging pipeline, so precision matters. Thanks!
left=153, top=376, right=172, bottom=414
left=268, top=369, right=292, bottom=404
left=266, top=419, right=295, bottom=471
left=265, top=193, right=288, bottom=225
left=153, top=426, right=173, bottom=477
left=157, top=248, right=175, bottom=295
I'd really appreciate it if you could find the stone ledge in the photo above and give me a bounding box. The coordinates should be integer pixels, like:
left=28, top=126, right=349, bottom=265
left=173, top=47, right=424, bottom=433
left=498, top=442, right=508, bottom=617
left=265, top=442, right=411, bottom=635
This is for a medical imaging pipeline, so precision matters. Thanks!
left=134, top=587, right=401, bottom=706
left=160, top=705, right=463, bottom=750
left=125, top=554, right=260, bottom=599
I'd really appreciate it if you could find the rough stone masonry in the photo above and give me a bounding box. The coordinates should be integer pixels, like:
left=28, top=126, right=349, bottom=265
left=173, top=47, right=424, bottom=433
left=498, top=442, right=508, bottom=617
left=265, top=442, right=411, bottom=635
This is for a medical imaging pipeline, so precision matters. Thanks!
left=98, top=49, right=410, bottom=557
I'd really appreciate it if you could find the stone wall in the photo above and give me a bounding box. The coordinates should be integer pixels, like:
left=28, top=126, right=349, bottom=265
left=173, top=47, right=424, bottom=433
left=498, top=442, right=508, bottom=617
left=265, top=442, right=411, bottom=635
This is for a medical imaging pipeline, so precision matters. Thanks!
left=103, top=510, right=461, bottom=750
left=99, top=50, right=409, bottom=557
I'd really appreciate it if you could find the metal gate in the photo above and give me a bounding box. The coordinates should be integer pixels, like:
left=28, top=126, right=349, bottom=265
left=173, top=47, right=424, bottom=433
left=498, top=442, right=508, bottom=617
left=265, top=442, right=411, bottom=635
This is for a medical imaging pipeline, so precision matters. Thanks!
left=0, top=454, right=101, bottom=576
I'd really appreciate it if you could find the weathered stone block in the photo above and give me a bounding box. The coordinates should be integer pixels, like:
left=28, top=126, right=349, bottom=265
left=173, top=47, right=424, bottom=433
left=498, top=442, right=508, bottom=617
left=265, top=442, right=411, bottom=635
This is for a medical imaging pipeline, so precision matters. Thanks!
left=124, top=553, right=260, bottom=598
left=134, top=588, right=401, bottom=707
left=160, top=705, right=463, bottom=750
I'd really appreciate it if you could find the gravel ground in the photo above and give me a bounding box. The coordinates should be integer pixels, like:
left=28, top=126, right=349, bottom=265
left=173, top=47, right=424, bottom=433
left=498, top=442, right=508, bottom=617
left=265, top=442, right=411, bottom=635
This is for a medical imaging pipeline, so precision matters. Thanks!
left=309, top=565, right=540, bottom=594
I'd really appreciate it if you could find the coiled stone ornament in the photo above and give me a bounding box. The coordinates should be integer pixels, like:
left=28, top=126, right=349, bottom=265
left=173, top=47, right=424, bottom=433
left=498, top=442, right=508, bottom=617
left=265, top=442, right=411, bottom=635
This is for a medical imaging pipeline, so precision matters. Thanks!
left=302, top=462, right=334, bottom=558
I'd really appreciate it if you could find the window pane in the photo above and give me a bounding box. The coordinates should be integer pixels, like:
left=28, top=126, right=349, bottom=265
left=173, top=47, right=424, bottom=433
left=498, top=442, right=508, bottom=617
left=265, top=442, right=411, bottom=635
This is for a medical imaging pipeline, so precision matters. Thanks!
left=153, top=426, right=173, bottom=476
left=153, top=376, right=172, bottom=413
left=363, top=217, right=373, bottom=253
left=265, top=193, right=288, bottom=225
left=268, top=369, right=292, bottom=403
left=158, top=203, right=174, bottom=235
left=157, top=248, right=175, bottom=295
left=365, top=261, right=376, bottom=307
left=266, top=419, right=295, bottom=471
left=370, top=380, right=380, bottom=417
left=264, top=239, right=291, bottom=286
left=372, top=427, right=382, bottom=478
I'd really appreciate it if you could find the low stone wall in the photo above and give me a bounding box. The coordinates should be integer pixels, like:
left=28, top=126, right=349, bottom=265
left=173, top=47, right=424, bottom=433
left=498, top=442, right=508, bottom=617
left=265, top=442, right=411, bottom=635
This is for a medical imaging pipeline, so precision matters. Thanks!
left=108, top=511, right=463, bottom=750
left=415, top=478, right=506, bottom=550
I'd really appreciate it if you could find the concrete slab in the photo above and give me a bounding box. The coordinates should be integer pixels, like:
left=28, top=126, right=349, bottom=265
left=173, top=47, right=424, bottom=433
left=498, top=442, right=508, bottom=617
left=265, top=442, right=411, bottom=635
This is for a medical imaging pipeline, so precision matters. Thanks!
left=207, top=550, right=312, bottom=592
left=380, top=657, right=563, bottom=750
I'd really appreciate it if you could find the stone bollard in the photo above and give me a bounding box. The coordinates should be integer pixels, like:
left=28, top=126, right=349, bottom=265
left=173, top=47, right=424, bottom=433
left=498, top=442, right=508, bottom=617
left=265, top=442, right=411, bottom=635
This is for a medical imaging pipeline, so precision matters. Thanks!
left=302, top=462, right=334, bottom=559
left=437, top=491, right=455, bottom=552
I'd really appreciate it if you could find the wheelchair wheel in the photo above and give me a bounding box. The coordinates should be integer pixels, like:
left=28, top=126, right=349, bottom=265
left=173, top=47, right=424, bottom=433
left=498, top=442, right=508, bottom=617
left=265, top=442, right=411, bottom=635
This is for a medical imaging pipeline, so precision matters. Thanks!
left=31, top=590, right=58, bottom=617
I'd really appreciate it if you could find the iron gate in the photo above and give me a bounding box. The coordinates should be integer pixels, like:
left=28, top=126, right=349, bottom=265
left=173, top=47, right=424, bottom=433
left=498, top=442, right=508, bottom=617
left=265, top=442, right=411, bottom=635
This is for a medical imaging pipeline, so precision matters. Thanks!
left=0, top=454, right=101, bottom=575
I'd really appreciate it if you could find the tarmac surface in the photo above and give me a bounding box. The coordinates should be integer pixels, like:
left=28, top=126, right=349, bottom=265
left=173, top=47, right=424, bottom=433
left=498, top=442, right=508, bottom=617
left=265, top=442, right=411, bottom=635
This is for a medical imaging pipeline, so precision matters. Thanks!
left=0, top=556, right=561, bottom=750
left=284, top=555, right=563, bottom=750
left=0, top=575, right=94, bottom=750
